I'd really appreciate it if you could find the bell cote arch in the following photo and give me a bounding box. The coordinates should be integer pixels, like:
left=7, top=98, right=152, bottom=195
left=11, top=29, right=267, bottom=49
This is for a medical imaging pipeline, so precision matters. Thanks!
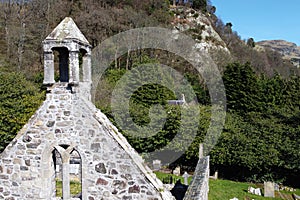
left=42, top=17, right=92, bottom=87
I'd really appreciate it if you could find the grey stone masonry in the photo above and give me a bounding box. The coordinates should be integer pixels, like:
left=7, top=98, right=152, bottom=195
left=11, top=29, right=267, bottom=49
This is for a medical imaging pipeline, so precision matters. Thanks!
left=0, top=83, right=174, bottom=200
left=42, top=17, right=92, bottom=100
left=183, top=156, right=210, bottom=200
left=0, top=17, right=174, bottom=200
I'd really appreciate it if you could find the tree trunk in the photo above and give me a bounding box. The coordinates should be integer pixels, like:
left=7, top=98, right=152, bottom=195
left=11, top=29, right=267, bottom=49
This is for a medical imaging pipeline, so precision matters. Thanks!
left=126, top=48, right=130, bottom=70
left=17, top=1, right=27, bottom=70
left=3, top=1, right=12, bottom=57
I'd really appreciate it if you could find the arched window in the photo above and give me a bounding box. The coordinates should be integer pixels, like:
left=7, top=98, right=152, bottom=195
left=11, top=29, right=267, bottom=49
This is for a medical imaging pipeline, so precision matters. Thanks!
left=70, top=149, right=82, bottom=198
left=52, top=148, right=63, bottom=198
left=52, top=47, right=69, bottom=82
left=52, top=145, right=82, bottom=199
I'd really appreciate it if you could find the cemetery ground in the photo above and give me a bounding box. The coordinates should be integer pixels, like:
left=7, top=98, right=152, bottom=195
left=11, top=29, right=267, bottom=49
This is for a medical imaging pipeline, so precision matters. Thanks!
left=209, top=179, right=300, bottom=200
left=54, top=171, right=300, bottom=199
left=154, top=172, right=300, bottom=200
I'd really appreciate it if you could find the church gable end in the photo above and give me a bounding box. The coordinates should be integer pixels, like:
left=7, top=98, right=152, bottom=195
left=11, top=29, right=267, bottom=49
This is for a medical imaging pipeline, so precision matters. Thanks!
left=0, top=17, right=173, bottom=200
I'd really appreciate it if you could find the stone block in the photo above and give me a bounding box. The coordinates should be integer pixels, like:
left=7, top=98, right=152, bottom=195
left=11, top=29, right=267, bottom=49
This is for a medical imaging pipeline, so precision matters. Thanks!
left=13, top=158, right=21, bottom=165
left=46, top=120, right=55, bottom=127
left=121, top=174, right=132, bottom=180
left=111, top=169, right=118, bottom=175
left=63, top=111, right=71, bottom=116
left=95, top=163, right=106, bottom=174
left=56, top=121, right=73, bottom=127
left=113, top=180, right=127, bottom=190
left=26, top=142, right=41, bottom=149
left=25, top=160, right=30, bottom=166
left=129, top=185, right=140, bottom=193
left=264, top=181, right=275, bottom=197
left=0, top=175, right=9, bottom=180
left=96, top=178, right=108, bottom=185
left=6, top=167, right=13, bottom=174
left=91, top=143, right=101, bottom=152
left=152, top=160, right=161, bottom=171
left=20, top=166, right=29, bottom=171
left=12, top=182, right=18, bottom=186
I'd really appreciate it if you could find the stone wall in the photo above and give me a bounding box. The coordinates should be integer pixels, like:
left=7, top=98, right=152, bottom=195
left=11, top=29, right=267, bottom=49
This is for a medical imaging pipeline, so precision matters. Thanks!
left=183, top=156, right=209, bottom=200
left=0, top=84, right=173, bottom=200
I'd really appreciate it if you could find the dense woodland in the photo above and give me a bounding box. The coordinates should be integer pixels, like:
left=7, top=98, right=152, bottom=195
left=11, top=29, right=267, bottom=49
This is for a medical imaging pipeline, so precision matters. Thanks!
left=0, top=0, right=299, bottom=187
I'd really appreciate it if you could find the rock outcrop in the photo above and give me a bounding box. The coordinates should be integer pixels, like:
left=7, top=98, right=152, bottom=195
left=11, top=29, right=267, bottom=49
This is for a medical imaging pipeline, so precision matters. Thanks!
left=170, top=7, right=229, bottom=53
left=257, top=40, right=300, bottom=68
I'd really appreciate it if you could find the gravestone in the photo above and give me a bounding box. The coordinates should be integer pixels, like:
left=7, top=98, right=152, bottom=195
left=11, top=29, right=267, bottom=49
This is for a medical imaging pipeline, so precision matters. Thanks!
left=264, top=181, right=275, bottom=197
left=173, top=166, right=181, bottom=176
left=210, top=171, right=218, bottom=180
left=153, top=159, right=162, bottom=171
left=182, top=172, right=190, bottom=185
left=274, top=183, right=279, bottom=191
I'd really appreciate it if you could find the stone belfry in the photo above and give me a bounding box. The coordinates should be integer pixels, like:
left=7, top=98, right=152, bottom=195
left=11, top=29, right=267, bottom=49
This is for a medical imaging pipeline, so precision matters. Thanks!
left=43, top=17, right=92, bottom=100
left=0, top=17, right=174, bottom=200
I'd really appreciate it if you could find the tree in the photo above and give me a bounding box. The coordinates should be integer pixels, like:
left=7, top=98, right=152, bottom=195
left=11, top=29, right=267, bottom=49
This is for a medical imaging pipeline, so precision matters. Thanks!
left=0, top=71, right=44, bottom=152
left=246, top=38, right=255, bottom=48
left=192, top=0, right=207, bottom=12
left=223, top=62, right=260, bottom=112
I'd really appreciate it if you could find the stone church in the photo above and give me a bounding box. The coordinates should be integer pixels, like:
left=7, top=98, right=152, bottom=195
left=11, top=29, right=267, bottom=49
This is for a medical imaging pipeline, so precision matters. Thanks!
left=0, top=17, right=175, bottom=200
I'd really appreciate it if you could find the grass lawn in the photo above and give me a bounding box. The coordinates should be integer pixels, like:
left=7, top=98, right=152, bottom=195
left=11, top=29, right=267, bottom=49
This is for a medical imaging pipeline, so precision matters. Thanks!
left=209, top=179, right=300, bottom=200
left=56, top=180, right=81, bottom=197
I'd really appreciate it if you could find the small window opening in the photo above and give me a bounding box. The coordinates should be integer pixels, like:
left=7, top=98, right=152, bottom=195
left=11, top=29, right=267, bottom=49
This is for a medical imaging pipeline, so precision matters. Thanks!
left=52, top=149, right=63, bottom=198
left=52, top=47, right=69, bottom=82
left=70, top=149, right=82, bottom=199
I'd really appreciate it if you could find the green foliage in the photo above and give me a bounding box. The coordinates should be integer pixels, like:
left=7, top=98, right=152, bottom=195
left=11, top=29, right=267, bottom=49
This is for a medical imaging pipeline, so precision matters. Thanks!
left=209, top=62, right=300, bottom=186
left=192, top=0, right=207, bottom=12
left=0, top=71, right=44, bottom=152
left=0, top=0, right=299, bottom=189
left=223, top=62, right=260, bottom=112
left=97, top=57, right=300, bottom=187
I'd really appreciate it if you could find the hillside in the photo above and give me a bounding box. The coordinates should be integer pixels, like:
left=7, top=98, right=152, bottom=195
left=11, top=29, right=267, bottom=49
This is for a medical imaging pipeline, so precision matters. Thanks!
left=0, top=0, right=299, bottom=188
left=257, top=40, right=300, bottom=68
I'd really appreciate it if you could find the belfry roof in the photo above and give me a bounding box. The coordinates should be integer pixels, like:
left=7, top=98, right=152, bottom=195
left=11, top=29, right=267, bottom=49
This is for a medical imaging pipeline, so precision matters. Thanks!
left=46, top=17, right=89, bottom=44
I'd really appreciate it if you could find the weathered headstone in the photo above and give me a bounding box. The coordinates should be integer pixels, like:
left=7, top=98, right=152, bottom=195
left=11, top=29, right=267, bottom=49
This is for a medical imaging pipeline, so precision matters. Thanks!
left=274, top=183, right=279, bottom=191
left=264, top=181, right=275, bottom=197
left=173, top=166, right=181, bottom=176
left=152, top=160, right=161, bottom=171
left=210, top=171, right=218, bottom=180
left=248, top=187, right=262, bottom=196
left=182, top=172, right=189, bottom=185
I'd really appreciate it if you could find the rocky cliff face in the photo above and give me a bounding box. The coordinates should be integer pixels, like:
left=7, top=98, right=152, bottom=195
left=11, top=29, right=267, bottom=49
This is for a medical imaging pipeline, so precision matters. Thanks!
left=257, top=40, right=300, bottom=68
left=170, top=7, right=229, bottom=53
